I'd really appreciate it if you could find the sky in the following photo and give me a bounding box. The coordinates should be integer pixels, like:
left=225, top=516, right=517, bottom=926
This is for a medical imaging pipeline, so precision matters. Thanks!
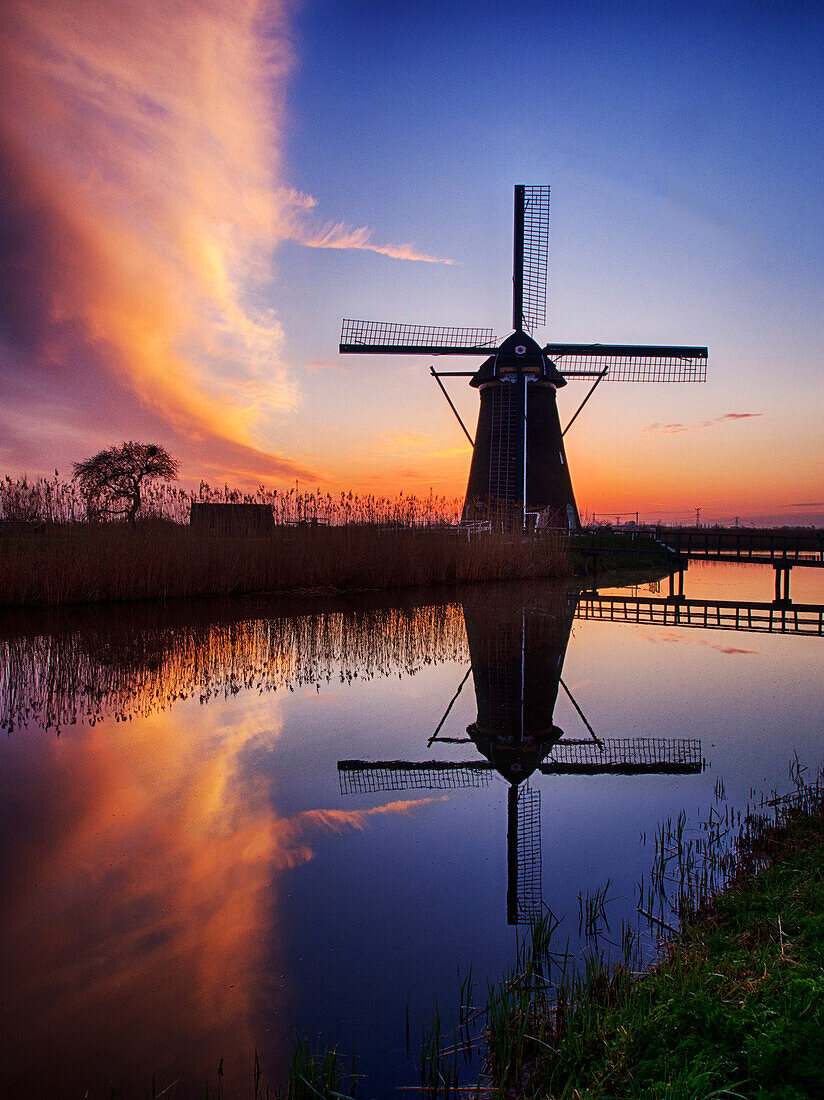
left=1, top=0, right=823, bottom=524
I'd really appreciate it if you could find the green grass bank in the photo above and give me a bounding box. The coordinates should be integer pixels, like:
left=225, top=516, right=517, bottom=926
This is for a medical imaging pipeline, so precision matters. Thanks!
left=489, top=787, right=824, bottom=1100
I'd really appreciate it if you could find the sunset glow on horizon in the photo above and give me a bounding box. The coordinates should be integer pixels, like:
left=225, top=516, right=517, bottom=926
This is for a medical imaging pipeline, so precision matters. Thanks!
left=2, top=0, right=823, bottom=525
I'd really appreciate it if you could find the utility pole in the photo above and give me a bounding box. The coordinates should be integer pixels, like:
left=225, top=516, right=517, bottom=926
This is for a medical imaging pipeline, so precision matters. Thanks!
left=695, top=507, right=701, bottom=527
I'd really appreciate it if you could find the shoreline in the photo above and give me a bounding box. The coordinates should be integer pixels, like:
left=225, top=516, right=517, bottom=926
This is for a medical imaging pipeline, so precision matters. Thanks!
left=0, top=521, right=673, bottom=609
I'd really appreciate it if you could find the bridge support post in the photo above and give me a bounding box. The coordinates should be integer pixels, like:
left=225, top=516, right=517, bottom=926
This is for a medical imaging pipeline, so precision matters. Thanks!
left=773, top=564, right=791, bottom=604
left=581, top=549, right=600, bottom=594
left=667, top=568, right=685, bottom=602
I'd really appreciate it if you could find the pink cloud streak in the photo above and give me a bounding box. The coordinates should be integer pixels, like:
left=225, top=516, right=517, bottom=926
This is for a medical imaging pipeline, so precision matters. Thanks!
left=643, top=412, right=763, bottom=435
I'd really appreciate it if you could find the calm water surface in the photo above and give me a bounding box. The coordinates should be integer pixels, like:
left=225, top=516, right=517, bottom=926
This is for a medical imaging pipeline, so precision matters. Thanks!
left=1, top=560, right=823, bottom=1097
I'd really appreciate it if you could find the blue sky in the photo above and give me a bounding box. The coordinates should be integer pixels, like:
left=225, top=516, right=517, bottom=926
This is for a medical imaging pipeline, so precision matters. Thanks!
left=263, top=0, right=824, bottom=520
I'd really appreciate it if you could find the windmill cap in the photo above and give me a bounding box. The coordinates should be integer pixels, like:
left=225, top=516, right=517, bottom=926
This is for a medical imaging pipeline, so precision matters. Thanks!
left=470, top=330, right=567, bottom=388
left=466, top=721, right=564, bottom=783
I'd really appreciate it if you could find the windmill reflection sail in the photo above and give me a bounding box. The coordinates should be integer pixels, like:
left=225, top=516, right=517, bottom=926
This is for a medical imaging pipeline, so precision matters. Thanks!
left=338, top=587, right=705, bottom=925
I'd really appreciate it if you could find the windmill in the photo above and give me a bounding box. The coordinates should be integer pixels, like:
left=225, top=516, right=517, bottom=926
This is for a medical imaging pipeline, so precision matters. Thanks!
left=339, top=186, right=708, bottom=530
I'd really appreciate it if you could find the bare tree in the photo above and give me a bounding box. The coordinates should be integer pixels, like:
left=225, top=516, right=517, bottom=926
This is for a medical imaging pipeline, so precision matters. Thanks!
left=72, top=442, right=179, bottom=523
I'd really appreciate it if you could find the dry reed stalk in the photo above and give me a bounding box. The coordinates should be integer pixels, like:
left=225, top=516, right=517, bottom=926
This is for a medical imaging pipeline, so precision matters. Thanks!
left=0, top=523, right=568, bottom=607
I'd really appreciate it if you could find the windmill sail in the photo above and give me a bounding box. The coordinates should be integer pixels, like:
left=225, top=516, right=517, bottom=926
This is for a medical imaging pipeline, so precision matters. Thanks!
left=520, top=185, right=550, bottom=332
left=546, top=344, right=707, bottom=382
left=340, top=319, right=498, bottom=356
left=337, top=759, right=493, bottom=794
left=510, top=783, right=543, bottom=923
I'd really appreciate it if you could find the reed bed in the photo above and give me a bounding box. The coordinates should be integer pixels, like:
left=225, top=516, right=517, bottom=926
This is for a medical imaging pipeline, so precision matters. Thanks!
left=0, top=474, right=464, bottom=526
left=0, top=521, right=567, bottom=607
left=472, top=766, right=824, bottom=1099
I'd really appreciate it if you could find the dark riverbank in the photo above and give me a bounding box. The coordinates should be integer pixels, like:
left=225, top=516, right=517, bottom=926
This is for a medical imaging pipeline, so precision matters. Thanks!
left=0, top=521, right=570, bottom=606
left=0, top=517, right=685, bottom=608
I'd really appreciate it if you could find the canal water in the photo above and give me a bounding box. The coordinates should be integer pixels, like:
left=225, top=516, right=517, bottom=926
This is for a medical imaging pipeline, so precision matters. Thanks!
left=1, top=559, right=822, bottom=1097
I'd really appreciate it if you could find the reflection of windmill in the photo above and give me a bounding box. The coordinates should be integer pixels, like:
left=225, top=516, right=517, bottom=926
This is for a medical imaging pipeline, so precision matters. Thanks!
left=340, top=186, right=707, bottom=529
left=338, top=589, right=704, bottom=924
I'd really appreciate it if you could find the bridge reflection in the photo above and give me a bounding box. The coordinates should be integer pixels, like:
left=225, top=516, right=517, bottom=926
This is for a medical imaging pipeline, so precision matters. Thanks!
left=576, top=593, right=824, bottom=635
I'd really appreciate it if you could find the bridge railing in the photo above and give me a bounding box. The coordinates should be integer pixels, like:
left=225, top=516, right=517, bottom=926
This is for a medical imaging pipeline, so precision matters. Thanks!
left=645, top=526, right=824, bottom=561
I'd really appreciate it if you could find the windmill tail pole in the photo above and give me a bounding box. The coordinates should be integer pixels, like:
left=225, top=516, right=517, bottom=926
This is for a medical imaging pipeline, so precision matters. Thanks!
left=430, top=367, right=475, bottom=446
left=428, top=665, right=473, bottom=746
left=562, top=368, right=609, bottom=436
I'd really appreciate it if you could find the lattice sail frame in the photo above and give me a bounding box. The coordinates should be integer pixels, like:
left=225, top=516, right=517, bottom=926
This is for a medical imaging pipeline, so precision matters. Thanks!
left=340, top=319, right=497, bottom=355
left=549, top=351, right=707, bottom=383
left=337, top=738, right=704, bottom=794
left=540, top=737, right=702, bottom=773
left=521, top=186, right=550, bottom=333
left=515, top=782, right=543, bottom=922
left=337, top=759, right=494, bottom=795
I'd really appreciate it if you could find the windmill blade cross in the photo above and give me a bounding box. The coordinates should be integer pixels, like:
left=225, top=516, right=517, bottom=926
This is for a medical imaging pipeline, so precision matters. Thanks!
left=337, top=738, right=704, bottom=795
left=337, top=184, right=708, bottom=529
left=340, top=319, right=498, bottom=356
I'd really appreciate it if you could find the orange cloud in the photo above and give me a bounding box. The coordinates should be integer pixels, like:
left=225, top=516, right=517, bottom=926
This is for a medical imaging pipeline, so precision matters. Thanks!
left=0, top=0, right=460, bottom=483
left=0, top=704, right=286, bottom=1092
left=650, top=631, right=757, bottom=655
left=306, top=356, right=344, bottom=373
left=272, top=186, right=455, bottom=264
left=0, top=0, right=314, bottom=478
left=270, top=797, right=449, bottom=870
left=0, top=665, right=448, bottom=1096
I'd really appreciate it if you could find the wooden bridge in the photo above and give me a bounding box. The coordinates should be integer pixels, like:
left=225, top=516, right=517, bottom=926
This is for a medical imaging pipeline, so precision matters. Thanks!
left=626, top=526, right=824, bottom=602
left=647, top=525, right=824, bottom=565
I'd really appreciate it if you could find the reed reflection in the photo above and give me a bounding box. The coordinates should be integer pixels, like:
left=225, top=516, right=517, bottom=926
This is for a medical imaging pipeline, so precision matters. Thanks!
left=0, top=594, right=468, bottom=733
left=4, top=582, right=820, bottom=738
